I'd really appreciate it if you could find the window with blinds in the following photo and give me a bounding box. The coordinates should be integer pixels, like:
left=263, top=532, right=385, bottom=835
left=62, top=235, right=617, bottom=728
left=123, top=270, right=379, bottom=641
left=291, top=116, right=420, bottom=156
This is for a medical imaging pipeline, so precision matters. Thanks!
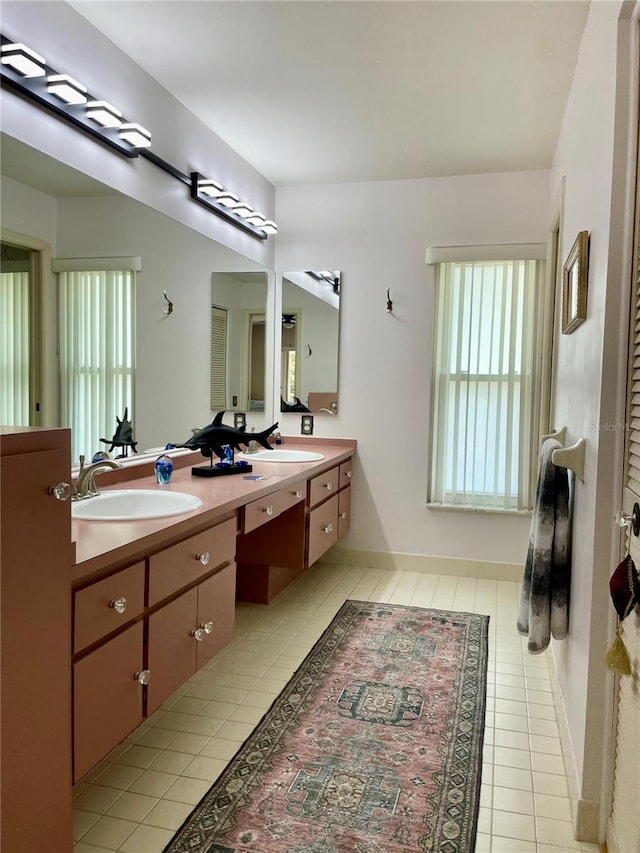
left=0, top=270, right=30, bottom=425
left=210, top=306, right=228, bottom=410
left=57, top=266, right=136, bottom=461
left=430, top=257, right=544, bottom=511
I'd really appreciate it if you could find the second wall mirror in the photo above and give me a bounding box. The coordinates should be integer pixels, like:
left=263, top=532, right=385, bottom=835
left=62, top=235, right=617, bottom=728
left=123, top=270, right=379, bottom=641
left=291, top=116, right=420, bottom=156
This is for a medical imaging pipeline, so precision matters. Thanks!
left=281, top=270, right=341, bottom=415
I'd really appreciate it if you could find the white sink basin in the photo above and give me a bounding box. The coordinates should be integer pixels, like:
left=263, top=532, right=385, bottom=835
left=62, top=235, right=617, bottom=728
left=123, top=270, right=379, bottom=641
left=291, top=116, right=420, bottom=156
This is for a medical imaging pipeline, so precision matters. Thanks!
left=238, top=449, right=325, bottom=463
left=72, top=489, right=203, bottom=521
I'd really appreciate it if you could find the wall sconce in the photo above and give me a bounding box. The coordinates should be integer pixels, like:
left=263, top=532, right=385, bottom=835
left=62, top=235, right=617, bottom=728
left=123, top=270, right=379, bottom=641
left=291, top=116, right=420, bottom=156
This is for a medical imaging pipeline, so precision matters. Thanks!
left=301, top=414, right=314, bottom=436
left=234, top=412, right=247, bottom=430
left=1, top=33, right=278, bottom=241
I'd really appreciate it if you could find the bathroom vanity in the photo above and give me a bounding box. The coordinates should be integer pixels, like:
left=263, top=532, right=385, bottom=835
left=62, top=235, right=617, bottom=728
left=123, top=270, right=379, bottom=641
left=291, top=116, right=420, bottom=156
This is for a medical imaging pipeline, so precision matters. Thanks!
left=0, top=427, right=354, bottom=850
left=70, top=438, right=355, bottom=782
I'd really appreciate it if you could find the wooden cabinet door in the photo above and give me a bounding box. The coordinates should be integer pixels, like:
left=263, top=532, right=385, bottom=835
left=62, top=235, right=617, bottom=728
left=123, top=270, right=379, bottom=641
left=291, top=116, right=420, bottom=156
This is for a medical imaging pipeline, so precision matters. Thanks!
left=73, top=622, right=144, bottom=781
left=146, top=588, right=197, bottom=714
left=1, top=432, right=73, bottom=851
left=196, top=565, right=236, bottom=669
left=338, top=486, right=351, bottom=539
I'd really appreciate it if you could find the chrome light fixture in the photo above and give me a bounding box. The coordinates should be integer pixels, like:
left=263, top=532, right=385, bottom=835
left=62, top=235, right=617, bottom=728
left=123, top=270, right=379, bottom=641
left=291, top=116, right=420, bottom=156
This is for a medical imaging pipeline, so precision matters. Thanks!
left=262, top=220, right=278, bottom=235
left=1, top=42, right=45, bottom=77
left=216, top=191, right=240, bottom=208
left=198, top=178, right=224, bottom=197
left=47, top=73, right=87, bottom=104
left=232, top=201, right=253, bottom=218
left=86, top=100, right=122, bottom=128
left=246, top=211, right=266, bottom=227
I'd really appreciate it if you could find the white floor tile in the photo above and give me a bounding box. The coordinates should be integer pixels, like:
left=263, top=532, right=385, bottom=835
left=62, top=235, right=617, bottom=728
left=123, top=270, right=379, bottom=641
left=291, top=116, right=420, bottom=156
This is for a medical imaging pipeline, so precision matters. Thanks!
left=73, top=564, right=586, bottom=853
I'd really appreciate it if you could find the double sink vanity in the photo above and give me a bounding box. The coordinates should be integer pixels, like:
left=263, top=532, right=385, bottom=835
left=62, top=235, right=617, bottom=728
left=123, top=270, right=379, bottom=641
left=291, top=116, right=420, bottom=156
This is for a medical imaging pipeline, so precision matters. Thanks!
left=69, top=437, right=355, bottom=782
left=0, top=427, right=354, bottom=851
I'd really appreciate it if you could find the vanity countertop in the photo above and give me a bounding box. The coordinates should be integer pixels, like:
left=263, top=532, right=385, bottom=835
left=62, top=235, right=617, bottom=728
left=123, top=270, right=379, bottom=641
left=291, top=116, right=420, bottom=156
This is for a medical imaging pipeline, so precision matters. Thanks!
left=71, top=439, right=356, bottom=586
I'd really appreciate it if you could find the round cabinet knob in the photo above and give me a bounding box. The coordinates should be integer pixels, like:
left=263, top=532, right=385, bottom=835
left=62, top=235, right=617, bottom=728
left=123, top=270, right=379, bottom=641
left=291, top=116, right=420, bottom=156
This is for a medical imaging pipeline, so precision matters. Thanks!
left=346, top=470, right=352, bottom=479
left=49, top=482, right=71, bottom=501
left=109, top=597, right=127, bottom=614
left=134, top=670, right=151, bottom=685
left=324, top=482, right=333, bottom=491
left=196, top=552, right=210, bottom=566
left=192, top=627, right=205, bottom=642
left=322, top=523, right=334, bottom=534
left=263, top=505, right=274, bottom=516
left=339, top=512, right=348, bottom=519
left=201, top=621, right=214, bottom=634
left=292, top=490, right=302, bottom=498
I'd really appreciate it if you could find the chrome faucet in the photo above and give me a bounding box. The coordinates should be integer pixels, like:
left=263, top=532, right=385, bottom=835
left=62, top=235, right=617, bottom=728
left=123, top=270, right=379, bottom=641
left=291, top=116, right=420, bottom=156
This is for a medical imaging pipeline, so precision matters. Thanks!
left=244, top=440, right=261, bottom=454
left=73, top=456, right=122, bottom=500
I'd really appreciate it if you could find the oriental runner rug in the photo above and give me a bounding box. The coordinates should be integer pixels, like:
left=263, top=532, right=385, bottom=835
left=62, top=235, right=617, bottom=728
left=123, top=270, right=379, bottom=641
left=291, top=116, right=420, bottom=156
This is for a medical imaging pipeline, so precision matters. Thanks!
left=165, top=600, right=489, bottom=853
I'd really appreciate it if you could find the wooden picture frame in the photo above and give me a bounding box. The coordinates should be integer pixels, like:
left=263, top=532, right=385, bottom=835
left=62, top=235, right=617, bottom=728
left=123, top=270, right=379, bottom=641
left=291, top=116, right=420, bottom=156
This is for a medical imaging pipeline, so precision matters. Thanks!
left=561, top=230, right=589, bottom=334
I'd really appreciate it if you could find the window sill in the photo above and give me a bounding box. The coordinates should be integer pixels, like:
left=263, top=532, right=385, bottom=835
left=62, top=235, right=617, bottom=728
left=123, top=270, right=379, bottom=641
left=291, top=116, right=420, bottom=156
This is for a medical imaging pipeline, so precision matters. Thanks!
left=426, top=502, right=532, bottom=516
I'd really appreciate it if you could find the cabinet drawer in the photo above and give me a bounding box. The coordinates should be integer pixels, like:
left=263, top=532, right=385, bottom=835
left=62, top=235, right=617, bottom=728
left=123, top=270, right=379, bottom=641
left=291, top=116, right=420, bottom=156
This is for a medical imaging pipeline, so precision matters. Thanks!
left=307, top=493, right=339, bottom=566
left=73, top=622, right=144, bottom=782
left=195, top=564, right=236, bottom=669
left=338, top=487, right=351, bottom=539
left=242, top=484, right=305, bottom=534
left=74, top=562, right=145, bottom=653
left=148, top=517, right=236, bottom=606
left=339, top=460, right=353, bottom=489
left=309, top=466, right=339, bottom=508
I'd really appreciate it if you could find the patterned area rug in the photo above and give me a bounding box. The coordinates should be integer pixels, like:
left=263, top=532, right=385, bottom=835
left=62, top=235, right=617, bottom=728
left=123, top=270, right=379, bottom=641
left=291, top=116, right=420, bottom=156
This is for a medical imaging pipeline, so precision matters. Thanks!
left=165, top=600, right=489, bottom=853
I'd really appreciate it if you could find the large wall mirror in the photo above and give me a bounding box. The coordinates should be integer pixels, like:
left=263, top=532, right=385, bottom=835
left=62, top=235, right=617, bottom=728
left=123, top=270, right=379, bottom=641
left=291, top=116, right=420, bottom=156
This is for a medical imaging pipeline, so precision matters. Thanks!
left=281, top=270, right=341, bottom=415
left=1, top=134, right=275, bottom=460
left=211, top=272, right=268, bottom=414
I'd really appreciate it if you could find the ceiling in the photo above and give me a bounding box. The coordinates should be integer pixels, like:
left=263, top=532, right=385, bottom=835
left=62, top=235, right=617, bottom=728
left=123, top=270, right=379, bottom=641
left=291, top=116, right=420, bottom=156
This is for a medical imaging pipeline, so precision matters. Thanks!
left=67, top=0, right=590, bottom=187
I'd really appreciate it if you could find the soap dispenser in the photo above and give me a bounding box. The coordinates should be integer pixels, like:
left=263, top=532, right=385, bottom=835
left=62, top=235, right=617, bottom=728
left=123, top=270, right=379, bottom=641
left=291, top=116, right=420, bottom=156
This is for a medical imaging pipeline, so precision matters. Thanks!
left=274, top=429, right=282, bottom=446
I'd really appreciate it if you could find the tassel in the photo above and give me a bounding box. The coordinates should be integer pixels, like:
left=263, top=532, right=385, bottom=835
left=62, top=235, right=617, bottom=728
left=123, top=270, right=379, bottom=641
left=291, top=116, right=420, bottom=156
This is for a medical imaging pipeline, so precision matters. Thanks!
left=605, top=623, right=632, bottom=676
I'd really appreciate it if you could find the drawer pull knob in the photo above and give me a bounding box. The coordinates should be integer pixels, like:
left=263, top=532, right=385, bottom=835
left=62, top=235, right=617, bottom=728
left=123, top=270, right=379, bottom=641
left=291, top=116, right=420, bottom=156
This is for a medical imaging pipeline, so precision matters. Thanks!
left=292, top=490, right=302, bottom=498
left=192, top=627, right=205, bottom=642
left=263, top=505, right=274, bottom=516
left=196, top=552, right=210, bottom=566
left=134, top=670, right=151, bottom=685
left=346, top=470, right=352, bottom=479
left=322, top=523, right=334, bottom=534
left=323, top=482, right=333, bottom=491
left=201, top=621, right=214, bottom=634
left=109, top=597, right=127, bottom=614
left=49, top=482, right=71, bottom=501
left=339, top=512, right=348, bottom=519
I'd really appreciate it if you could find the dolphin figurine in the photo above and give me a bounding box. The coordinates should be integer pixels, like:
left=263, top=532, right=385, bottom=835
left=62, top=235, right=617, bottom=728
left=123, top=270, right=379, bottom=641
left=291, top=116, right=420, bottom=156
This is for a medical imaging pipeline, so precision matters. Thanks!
left=175, top=411, right=278, bottom=461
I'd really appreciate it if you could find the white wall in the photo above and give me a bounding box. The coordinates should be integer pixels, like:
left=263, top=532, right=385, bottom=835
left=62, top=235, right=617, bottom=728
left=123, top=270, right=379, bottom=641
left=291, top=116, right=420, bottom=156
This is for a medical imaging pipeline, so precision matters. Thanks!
left=275, top=170, right=550, bottom=566
left=548, top=0, right=635, bottom=836
left=1, top=1, right=275, bottom=270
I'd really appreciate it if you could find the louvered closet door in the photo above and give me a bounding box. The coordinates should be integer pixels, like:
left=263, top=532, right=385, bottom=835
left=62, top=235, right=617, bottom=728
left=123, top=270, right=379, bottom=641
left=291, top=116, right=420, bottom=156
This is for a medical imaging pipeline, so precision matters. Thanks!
left=608, top=83, right=640, bottom=853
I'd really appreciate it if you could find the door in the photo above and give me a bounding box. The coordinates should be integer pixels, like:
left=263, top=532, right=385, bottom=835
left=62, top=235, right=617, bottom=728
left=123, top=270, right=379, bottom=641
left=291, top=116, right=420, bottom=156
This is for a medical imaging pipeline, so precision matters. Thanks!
left=608, top=91, right=640, bottom=853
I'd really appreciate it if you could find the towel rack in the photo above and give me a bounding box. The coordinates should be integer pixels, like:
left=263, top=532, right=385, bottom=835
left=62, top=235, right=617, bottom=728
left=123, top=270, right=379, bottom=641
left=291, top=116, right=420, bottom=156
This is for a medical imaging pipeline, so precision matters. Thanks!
left=541, top=427, right=585, bottom=481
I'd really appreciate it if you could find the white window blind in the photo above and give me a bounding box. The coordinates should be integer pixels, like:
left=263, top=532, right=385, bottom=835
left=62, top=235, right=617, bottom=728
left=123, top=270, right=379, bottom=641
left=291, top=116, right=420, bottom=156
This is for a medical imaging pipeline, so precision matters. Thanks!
left=0, top=271, right=30, bottom=425
left=430, top=258, right=542, bottom=511
left=58, top=269, right=136, bottom=461
left=210, top=306, right=228, bottom=410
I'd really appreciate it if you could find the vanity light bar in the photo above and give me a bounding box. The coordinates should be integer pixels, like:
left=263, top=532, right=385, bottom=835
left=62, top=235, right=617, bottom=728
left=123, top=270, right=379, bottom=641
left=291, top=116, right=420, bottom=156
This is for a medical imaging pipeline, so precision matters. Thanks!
left=47, top=73, right=87, bottom=105
left=86, top=100, right=122, bottom=128
left=1, top=33, right=277, bottom=241
left=1, top=42, right=45, bottom=77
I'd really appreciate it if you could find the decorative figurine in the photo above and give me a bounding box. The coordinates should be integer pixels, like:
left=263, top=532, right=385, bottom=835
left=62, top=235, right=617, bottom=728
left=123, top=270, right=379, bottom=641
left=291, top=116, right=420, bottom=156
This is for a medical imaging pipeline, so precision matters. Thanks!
left=100, top=408, right=138, bottom=457
left=174, top=411, right=278, bottom=477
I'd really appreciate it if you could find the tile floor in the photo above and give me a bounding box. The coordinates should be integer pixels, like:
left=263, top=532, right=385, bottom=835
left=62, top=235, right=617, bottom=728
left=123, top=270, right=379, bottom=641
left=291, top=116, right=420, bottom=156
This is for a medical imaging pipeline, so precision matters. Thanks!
left=72, top=563, right=601, bottom=853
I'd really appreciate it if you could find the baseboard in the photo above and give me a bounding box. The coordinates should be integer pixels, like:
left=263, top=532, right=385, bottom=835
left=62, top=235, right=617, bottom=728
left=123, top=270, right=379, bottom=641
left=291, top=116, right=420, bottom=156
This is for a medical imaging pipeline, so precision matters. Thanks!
left=547, top=646, right=600, bottom=844
left=318, top=547, right=522, bottom=581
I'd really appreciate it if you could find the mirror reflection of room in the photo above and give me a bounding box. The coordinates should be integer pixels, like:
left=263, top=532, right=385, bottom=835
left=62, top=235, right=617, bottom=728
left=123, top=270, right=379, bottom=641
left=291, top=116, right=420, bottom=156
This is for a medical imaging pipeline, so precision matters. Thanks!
left=281, top=270, right=340, bottom=415
left=211, top=271, right=268, bottom=414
